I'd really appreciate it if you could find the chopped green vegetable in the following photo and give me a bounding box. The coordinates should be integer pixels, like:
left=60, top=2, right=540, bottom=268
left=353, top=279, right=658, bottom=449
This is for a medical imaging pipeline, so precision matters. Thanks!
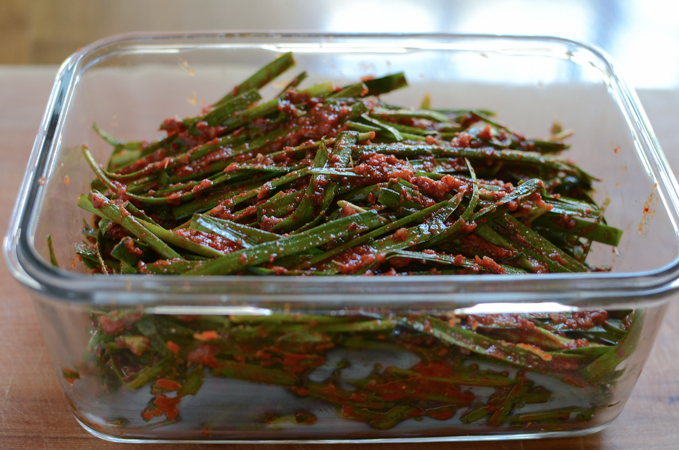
left=69, top=52, right=634, bottom=437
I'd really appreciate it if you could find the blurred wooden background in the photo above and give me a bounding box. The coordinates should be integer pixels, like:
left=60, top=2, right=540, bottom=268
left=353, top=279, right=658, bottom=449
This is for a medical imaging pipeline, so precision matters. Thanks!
left=0, top=0, right=276, bottom=65
left=1, top=0, right=337, bottom=65
left=0, top=0, right=192, bottom=64
left=2, top=0, right=679, bottom=90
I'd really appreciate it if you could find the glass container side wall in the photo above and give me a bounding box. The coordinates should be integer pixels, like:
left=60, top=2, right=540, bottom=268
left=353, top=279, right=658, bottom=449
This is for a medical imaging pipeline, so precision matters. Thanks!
left=32, top=291, right=668, bottom=442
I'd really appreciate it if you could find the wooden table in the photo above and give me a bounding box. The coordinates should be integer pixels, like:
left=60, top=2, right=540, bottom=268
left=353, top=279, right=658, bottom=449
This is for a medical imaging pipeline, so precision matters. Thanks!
left=1, top=67, right=678, bottom=450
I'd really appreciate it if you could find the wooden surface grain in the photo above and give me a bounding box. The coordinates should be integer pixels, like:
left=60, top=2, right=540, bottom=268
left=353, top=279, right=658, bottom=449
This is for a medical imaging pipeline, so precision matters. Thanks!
left=0, top=67, right=678, bottom=450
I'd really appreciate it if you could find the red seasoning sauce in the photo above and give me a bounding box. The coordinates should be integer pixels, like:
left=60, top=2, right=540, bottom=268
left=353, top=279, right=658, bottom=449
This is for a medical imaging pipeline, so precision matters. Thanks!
left=173, top=229, right=242, bottom=253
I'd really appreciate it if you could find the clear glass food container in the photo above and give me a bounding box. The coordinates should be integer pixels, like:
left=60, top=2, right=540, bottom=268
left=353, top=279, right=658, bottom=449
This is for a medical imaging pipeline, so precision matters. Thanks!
left=5, top=33, right=679, bottom=444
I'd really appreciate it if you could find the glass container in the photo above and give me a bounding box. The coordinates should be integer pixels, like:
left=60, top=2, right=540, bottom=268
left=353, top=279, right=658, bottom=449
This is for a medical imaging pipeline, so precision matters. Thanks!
left=5, top=33, right=679, bottom=443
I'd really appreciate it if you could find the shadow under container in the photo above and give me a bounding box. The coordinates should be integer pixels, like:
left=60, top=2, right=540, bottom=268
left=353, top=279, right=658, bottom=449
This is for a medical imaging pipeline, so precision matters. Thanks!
left=5, top=33, right=679, bottom=443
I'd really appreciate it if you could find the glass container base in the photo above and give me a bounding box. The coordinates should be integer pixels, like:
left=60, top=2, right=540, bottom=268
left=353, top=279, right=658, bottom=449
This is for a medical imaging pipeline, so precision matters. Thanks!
left=75, top=414, right=611, bottom=444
